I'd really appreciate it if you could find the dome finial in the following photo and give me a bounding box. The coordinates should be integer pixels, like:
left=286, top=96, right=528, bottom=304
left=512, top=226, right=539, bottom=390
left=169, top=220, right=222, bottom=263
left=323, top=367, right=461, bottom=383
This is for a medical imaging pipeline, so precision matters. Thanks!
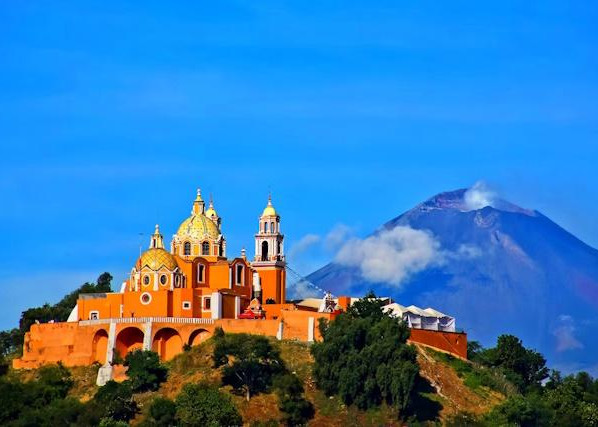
left=150, top=224, right=164, bottom=249
left=261, top=193, right=277, bottom=217
left=192, top=187, right=205, bottom=215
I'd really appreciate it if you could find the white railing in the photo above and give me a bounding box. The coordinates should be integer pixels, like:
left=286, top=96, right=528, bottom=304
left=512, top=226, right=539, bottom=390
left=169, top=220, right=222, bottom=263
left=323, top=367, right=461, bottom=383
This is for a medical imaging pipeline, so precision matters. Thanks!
left=79, top=317, right=215, bottom=326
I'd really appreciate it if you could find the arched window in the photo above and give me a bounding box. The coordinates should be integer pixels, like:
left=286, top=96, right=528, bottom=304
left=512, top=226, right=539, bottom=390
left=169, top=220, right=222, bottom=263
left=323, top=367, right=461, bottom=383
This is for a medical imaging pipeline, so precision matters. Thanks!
left=202, top=241, right=210, bottom=255
left=261, top=241, right=269, bottom=261
left=184, top=242, right=191, bottom=255
left=264, top=222, right=268, bottom=233
left=197, top=264, right=205, bottom=283
left=271, top=222, right=275, bottom=233
left=236, top=264, right=244, bottom=285
left=219, top=242, right=223, bottom=256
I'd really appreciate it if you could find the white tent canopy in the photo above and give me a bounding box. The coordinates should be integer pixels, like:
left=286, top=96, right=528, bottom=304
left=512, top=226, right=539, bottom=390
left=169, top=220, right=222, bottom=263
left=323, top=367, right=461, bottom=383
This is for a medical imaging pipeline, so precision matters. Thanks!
left=383, top=302, right=456, bottom=332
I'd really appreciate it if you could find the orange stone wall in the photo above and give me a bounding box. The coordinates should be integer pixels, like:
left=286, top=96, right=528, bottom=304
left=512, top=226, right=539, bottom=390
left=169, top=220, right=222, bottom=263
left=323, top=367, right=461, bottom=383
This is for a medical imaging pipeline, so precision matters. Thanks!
left=13, top=308, right=334, bottom=369
left=13, top=310, right=466, bottom=370
left=408, top=328, right=468, bottom=359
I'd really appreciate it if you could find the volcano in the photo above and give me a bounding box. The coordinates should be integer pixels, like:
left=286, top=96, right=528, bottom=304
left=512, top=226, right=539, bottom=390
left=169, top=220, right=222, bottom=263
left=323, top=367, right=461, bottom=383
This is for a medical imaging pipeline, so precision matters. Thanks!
left=307, top=188, right=598, bottom=373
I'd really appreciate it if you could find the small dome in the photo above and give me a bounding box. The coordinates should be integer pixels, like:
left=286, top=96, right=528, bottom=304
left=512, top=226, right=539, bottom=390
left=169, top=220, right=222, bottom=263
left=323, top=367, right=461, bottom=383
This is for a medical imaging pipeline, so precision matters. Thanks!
left=261, top=195, right=277, bottom=217
left=137, top=248, right=178, bottom=271
left=205, top=207, right=217, bottom=218
left=177, top=213, right=220, bottom=240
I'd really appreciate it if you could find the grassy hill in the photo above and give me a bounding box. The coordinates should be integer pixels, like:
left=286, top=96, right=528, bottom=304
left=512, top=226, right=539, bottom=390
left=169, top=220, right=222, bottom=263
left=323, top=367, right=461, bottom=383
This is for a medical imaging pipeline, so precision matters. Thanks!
left=6, top=339, right=506, bottom=425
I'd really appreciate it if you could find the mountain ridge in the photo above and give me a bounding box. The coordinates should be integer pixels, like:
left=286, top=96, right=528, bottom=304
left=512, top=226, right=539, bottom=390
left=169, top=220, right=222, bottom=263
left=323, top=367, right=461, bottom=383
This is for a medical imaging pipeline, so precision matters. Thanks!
left=307, top=188, right=598, bottom=373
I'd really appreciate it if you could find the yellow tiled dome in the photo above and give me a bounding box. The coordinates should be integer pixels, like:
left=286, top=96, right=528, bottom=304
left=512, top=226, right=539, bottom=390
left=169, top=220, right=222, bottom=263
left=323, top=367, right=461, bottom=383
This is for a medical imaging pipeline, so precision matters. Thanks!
left=261, top=195, right=277, bottom=217
left=177, top=213, right=220, bottom=240
left=137, top=248, right=178, bottom=271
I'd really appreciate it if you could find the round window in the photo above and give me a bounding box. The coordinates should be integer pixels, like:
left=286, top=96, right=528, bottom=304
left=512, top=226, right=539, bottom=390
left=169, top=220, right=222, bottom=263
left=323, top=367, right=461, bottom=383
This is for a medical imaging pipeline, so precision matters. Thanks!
left=160, top=274, right=167, bottom=285
left=140, top=292, right=152, bottom=305
left=143, top=275, right=150, bottom=286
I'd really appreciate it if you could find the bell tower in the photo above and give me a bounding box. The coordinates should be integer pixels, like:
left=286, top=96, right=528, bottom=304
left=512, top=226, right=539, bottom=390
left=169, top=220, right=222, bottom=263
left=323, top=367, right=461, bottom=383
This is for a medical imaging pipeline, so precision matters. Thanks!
left=252, top=195, right=286, bottom=304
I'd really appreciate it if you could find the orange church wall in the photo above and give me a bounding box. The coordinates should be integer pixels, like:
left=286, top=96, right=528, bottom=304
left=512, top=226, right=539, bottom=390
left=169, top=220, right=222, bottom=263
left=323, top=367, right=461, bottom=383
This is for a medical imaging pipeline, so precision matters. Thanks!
left=221, top=294, right=237, bottom=319
left=280, top=309, right=334, bottom=341
left=262, top=303, right=296, bottom=319
left=408, top=328, right=468, bottom=360
left=258, top=268, right=285, bottom=304
left=13, top=314, right=466, bottom=370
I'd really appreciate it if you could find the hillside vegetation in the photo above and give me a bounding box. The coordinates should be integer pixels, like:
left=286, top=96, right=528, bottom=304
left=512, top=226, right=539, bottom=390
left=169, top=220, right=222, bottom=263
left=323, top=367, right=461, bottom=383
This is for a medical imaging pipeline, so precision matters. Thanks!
left=1, top=338, right=505, bottom=426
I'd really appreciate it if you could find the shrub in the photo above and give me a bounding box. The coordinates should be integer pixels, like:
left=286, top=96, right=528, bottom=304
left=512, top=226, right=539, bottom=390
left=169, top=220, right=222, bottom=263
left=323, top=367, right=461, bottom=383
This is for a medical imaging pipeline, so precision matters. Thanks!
left=175, top=382, right=242, bottom=426
left=15, top=397, right=84, bottom=427
left=98, top=418, right=130, bottom=427
left=124, top=349, right=168, bottom=392
left=485, top=394, right=553, bottom=426
left=141, top=396, right=177, bottom=427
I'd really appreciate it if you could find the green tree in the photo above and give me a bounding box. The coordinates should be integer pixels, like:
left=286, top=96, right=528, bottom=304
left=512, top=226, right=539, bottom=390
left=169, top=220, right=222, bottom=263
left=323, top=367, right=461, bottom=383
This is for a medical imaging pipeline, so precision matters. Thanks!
left=544, top=375, right=598, bottom=425
left=13, top=397, right=84, bottom=427
left=0, top=328, right=24, bottom=356
left=467, top=340, right=483, bottom=361
left=0, top=354, right=9, bottom=376
left=213, top=333, right=283, bottom=401
left=140, top=396, right=177, bottom=427
left=124, top=349, right=168, bottom=392
left=480, top=334, right=548, bottom=393
left=83, top=380, right=138, bottom=424
left=311, top=292, right=419, bottom=414
left=485, top=394, right=553, bottom=426
left=175, top=382, right=242, bottom=427
left=273, top=373, right=314, bottom=426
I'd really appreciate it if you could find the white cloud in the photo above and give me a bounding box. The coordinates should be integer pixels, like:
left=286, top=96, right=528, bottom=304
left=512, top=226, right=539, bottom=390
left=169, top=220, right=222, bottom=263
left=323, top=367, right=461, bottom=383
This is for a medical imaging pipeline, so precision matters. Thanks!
left=464, top=181, right=497, bottom=211
left=287, top=234, right=321, bottom=261
left=324, top=224, right=353, bottom=251
left=553, top=314, right=584, bottom=352
left=335, top=226, right=443, bottom=287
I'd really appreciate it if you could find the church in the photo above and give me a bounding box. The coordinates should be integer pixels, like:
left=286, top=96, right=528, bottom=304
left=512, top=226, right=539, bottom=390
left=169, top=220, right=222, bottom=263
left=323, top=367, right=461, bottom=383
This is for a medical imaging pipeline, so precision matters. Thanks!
left=13, top=188, right=467, bottom=385
left=77, top=189, right=286, bottom=323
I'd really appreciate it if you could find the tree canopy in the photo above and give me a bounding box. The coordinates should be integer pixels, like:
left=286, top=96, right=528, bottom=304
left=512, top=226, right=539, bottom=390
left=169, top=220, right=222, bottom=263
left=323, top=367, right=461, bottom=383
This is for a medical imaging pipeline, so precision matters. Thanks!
left=477, top=334, right=548, bottom=393
left=213, top=331, right=284, bottom=401
left=311, top=292, right=419, bottom=414
left=124, top=350, right=168, bottom=392
left=175, top=382, right=242, bottom=427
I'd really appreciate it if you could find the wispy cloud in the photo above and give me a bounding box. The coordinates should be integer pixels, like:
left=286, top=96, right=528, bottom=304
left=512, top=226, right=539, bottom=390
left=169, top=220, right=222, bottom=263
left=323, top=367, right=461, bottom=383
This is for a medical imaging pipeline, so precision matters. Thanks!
left=324, top=224, right=353, bottom=251
left=553, top=314, right=584, bottom=352
left=288, top=234, right=321, bottom=261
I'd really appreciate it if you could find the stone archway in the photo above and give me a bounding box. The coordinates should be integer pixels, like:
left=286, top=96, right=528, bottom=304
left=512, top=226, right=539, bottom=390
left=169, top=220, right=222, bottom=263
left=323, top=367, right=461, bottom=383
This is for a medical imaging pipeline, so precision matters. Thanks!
left=188, top=328, right=211, bottom=347
left=152, top=328, right=183, bottom=361
left=91, top=329, right=109, bottom=364
left=115, top=327, right=144, bottom=358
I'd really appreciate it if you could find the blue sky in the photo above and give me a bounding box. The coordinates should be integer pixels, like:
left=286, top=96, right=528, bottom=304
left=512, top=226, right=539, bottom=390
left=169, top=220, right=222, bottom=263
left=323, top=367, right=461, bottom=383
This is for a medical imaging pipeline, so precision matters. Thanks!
left=0, top=1, right=597, bottom=329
